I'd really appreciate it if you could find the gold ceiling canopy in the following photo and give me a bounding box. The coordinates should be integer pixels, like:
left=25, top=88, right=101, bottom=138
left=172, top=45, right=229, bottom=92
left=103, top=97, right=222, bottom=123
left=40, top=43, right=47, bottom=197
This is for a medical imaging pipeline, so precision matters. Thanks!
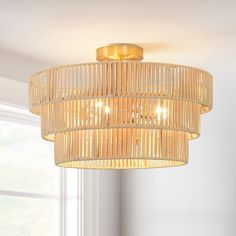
left=29, top=44, right=213, bottom=169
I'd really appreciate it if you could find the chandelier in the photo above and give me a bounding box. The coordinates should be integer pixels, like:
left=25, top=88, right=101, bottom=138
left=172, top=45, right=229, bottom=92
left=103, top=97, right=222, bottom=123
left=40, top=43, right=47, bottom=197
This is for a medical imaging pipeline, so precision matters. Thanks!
left=29, top=44, right=213, bottom=169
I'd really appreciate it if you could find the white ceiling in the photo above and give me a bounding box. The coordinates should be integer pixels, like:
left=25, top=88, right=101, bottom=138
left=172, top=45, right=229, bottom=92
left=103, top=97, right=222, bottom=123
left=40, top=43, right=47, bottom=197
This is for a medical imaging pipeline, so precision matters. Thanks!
left=0, top=0, right=235, bottom=66
left=0, top=1, right=235, bottom=236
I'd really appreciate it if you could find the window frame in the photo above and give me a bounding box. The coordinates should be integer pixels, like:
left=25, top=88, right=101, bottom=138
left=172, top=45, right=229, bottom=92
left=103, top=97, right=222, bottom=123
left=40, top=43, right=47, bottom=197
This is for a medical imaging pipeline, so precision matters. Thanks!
left=0, top=103, right=86, bottom=236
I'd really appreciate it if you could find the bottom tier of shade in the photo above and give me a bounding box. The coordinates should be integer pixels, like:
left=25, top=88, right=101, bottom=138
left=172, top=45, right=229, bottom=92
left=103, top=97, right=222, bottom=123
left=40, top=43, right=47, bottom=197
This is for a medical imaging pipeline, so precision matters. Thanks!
left=54, top=129, right=189, bottom=169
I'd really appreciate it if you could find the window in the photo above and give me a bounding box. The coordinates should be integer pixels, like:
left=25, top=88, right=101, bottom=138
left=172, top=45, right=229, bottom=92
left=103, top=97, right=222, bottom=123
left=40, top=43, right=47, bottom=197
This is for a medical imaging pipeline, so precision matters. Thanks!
left=0, top=105, right=82, bottom=236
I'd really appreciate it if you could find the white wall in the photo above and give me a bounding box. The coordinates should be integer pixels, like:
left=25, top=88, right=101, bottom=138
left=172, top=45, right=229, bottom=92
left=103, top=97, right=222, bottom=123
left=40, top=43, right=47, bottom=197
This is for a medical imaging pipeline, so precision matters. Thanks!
left=83, top=170, right=120, bottom=236
left=98, top=171, right=120, bottom=236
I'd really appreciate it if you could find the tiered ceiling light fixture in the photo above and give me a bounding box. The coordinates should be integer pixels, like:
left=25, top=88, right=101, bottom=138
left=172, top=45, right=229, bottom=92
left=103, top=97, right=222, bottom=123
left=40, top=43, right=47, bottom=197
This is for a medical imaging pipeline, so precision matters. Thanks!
left=29, top=44, right=213, bottom=169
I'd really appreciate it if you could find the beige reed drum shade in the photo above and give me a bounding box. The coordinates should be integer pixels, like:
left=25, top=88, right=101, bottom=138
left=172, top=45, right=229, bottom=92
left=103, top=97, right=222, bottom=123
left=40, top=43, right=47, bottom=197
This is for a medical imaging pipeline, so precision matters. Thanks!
left=29, top=44, right=213, bottom=169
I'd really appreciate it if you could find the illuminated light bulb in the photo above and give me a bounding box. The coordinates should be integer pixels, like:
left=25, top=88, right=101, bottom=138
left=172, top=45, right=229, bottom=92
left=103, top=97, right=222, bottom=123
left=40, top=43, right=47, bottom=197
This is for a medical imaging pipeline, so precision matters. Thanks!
left=104, top=106, right=110, bottom=114
left=97, top=100, right=103, bottom=108
left=156, top=106, right=162, bottom=116
left=156, top=106, right=167, bottom=120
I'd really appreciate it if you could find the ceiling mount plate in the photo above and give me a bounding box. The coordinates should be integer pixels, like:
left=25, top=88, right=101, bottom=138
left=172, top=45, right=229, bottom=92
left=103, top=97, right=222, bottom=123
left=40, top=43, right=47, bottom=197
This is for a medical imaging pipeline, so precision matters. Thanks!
left=96, top=44, right=143, bottom=62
